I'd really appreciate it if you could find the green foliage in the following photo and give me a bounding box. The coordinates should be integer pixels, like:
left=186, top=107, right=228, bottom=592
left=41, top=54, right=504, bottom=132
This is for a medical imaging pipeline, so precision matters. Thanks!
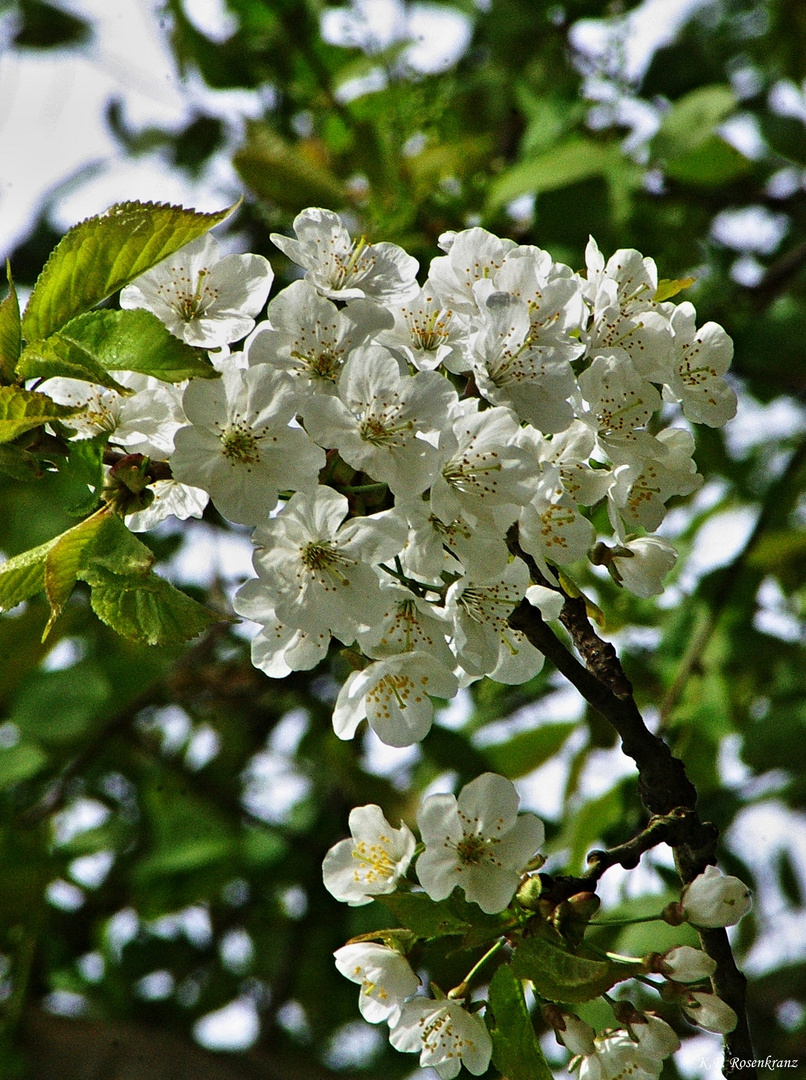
left=19, top=308, right=218, bottom=386
left=487, top=965, right=554, bottom=1080
left=21, top=200, right=236, bottom=342
left=0, top=264, right=21, bottom=382
left=510, top=927, right=639, bottom=1003
left=0, top=385, right=78, bottom=444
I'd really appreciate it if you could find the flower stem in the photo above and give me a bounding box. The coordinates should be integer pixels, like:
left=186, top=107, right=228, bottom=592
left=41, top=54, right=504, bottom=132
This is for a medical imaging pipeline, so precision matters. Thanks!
left=448, top=939, right=506, bottom=999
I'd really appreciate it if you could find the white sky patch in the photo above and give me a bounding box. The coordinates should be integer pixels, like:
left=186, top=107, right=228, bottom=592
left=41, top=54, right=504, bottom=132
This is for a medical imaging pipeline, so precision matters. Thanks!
left=194, top=996, right=260, bottom=1050
left=570, top=0, right=710, bottom=85
left=70, top=850, right=115, bottom=888
left=181, top=0, right=238, bottom=42
left=710, top=205, right=789, bottom=254
left=53, top=797, right=110, bottom=845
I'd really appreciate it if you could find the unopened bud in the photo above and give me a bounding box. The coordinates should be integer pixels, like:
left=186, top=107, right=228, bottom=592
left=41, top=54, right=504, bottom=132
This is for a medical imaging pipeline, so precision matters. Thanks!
left=103, top=454, right=155, bottom=516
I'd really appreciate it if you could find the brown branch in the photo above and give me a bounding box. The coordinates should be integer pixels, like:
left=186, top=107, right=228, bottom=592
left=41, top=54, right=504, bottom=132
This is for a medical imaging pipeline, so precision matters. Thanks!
left=508, top=573, right=756, bottom=1079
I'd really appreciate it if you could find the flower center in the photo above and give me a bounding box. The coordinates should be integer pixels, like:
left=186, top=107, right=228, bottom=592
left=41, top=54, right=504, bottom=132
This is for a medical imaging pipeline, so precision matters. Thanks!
left=455, top=833, right=490, bottom=866
left=352, top=838, right=397, bottom=884
left=221, top=424, right=260, bottom=465
left=164, top=268, right=218, bottom=322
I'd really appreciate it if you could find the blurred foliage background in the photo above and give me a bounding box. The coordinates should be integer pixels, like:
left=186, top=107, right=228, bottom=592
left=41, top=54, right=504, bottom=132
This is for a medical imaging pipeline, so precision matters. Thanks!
left=1, top=0, right=806, bottom=1077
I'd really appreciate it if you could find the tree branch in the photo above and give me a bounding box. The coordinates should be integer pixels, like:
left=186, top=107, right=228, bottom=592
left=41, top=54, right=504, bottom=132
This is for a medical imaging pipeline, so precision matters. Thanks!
left=508, top=567, right=757, bottom=1079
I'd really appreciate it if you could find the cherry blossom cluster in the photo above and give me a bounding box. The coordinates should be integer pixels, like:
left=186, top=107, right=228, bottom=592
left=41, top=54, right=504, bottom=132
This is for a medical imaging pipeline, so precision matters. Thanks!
left=43, top=208, right=738, bottom=749
left=321, top=774, right=752, bottom=1078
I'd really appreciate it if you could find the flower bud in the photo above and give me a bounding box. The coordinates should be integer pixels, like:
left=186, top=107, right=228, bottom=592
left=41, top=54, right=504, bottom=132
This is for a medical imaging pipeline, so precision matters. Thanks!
left=681, top=865, right=752, bottom=928
left=656, top=945, right=717, bottom=983
left=631, top=1013, right=680, bottom=1058
left=553, top=1012, right=596, bottom=1057
left=681, top=991, right=738, bottom=1034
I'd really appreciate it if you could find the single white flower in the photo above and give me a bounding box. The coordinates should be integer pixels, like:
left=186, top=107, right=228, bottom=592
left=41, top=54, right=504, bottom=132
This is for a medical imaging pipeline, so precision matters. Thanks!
left=577, top=1030, right=663, bottom=1080
left=518, top=465, right=596, bottom=572
left=333, top=651, right=459, bottom=747
left=125, top=478, right=209, bottom=532
left=251, top=487, right=407, bottom=641
left=607, top=536, right=678, bottom=598
left=399, top=499, right=511, bottom=584
left=356, top=583, right=454, bottom=668
left=656, top=945, right=717, bottom=983
left=322, top=803, right=416, bottom=905
left=232, top=579, right=329, bottom=678
left=379, top=283, right=473, bottom=373
left=445, top=558, right=543, bottom=683
left=428, top=226, right=517, bottom=314
left=554, top=1012, right=596, bottom=1056
left=577, top=353, right=662, bottom=461
left=583, top=236, right=660, bottom=317
left=303, top=347, right=458, bottom=498
left=416, top=773, right=544, bottom=913
left=389, top=997, right=493, bottom=1079
left=333, top=942, right=419, bottom=1024
left=245, top=279, right=393, bottom=397
left=430, top=402, right=535, bottom=529
left=271, top=208, right=419, bottom=303
left=681, top=991, right=738, bottom=1034
left=666, top=302, right=737, bottom=427
left=120, top=234, right=273, bottom=347
left=170, top=365, right=326, bottom=525
left=606, top=427, right=703, bottom=535
left=681, top=865, right=752, bottom=928
left=631, top=1013, right=680, bottom=1058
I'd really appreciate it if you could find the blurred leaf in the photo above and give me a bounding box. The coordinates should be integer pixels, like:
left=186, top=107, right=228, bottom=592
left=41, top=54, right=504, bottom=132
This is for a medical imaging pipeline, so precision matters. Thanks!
left=652, top=85, right=736, bottom=160
left=487, top=964, right=553, bottom=1080
left=0, top=742, right=49, bottom=790
left=9, top=661, right=111, bottom=744
left=483, top=722, right=576, bottom=779
left=13, top=0, right=91, bottom=49
left=234, top=124, right=347, bottom=212
left=487, top=137, right=614, bottom=211
left=0, top=386, right=78, bottom=444
left=757, top=111, right=806, bottom=167
left=21, top=200, right=237, bottom=341
left=663, top=135, right=751, bottom=187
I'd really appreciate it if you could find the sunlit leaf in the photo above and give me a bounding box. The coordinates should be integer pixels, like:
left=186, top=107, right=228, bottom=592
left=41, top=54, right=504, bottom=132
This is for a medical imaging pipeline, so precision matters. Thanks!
left=511, top=930, right=637, bottom=1002
left=0, top=262, right=21, bottom=382
left=0, top=386, right=79, bottom=445
left=487, top=137, right=614, bottom=211
left=21, top=200, right=237, bottom=341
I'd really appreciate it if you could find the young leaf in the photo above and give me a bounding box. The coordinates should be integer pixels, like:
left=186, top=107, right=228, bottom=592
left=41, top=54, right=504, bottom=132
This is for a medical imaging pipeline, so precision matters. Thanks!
left=378, top=891, right=473, bottom=939
left=654, top=277, right=696, bottom=302
left=21, top=200, right=237, bottom=342
left=0, top=262, right=21, bottom=382
left=487, top=966, right=554, bottom=1080
left=18, top=335, right=128, bottom=391
left=0, top=537, right=58, bottom=613
left=43, top=508, right=113, bottom=637
left=79, top=563, right=221, bottom=646
left=0, top=386, right=79, bottom=445
left=510, top=931, right=637, bottom=1003
left=54, top=308, right=217, bottom=382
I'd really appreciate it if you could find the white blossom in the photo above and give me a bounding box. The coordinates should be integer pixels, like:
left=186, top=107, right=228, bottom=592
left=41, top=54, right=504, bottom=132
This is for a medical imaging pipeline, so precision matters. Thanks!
left=416, top=772, right=544, bottom=913
left=245, top=279, right=393, bottom=397
left=322, top=803, right=416, bottom=905
left=270, top=208, right=419, bottom=303
left=428, top=226, right=517, bottom=314
left=657, top=945, right=717, bottom=983
left=577, top=1030, right=664, bottom=1080
left=666, top=302, right=737, bottom=427
left=681, top=865, right=752, bottom=928
left=120, top=234, right=273, bottom=347
left=232, top=579, right=329, bottom=677
left=681, top=991, right=738, bottom=1034
left=608, top=536, right=678, bottom=598
left=379, top=283, right=473, bottom=373
left=555, top=1013, right=596, bottom=1056
left=333, top=651, right=458, bottom=746
left=389, top=997, right=493, bottom=1078
left=333, top=942, right=419, bottom=1024
left=303, top=347, right=458, bottom=498
left=250, top=487, right=407, bottom=641
left=170, top=365, right=326, bottom=525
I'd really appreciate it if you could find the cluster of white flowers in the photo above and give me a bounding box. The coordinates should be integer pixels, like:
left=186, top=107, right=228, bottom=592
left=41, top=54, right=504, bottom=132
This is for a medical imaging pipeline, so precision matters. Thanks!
left=324, top=773, right=537, bottom=1076
left=322, top=782, right=752, bottom=1078
left=46, top=208, right=737, bottom=749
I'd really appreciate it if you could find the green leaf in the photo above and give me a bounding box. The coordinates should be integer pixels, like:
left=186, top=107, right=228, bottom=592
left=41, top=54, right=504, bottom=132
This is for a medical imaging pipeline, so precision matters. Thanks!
left=9, top=662, right=111, bottom=745
left=82, top=513, right=156, bottom=577
left=0, top=443, right=42, bottom=480
left=18, top=335, right=130, bottom=391
left=484, top=722, right=576, bottom=779
left=663, top=135, right=751, bottom=187
left=510, top=930, right=637, bottom=1003
left=0, top=536, right=58, bottom=613
left=651, top=85, right=736, bottom=161
left=59, top=308, right=216, bottom=381
left=487, top=965, right=554, bottom=1080
left=234, top=123, right=347, bottom=211
left=0, top=743, right=49, bottom=790
left=21, top=200, right=237, bottom=341
left=654, top=276, right=696, bottom=302
left=0, top=385, right=79, bottom=445
left=43, top=509, right=112, bottom=636
left=487, top=137, right=614, bottom=211
left=0, top=262, right=21, bottom=382
left=79, top=563, right=221, bottom=646
left=378, top=891, right=473, bottom=938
